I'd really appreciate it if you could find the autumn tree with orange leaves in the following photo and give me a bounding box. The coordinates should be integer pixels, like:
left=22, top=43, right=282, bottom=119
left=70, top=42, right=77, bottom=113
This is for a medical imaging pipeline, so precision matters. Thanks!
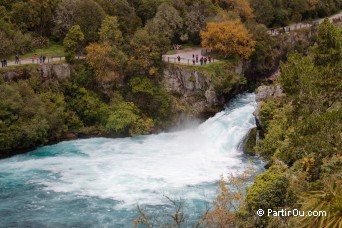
left=86, top=43, right=127, bottom=83
left=201, top=20, right=256, bottom=60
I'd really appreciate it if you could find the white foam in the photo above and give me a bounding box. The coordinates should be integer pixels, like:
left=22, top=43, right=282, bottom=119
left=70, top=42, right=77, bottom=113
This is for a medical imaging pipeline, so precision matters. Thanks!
left=0, top=93, right=257, bottom=208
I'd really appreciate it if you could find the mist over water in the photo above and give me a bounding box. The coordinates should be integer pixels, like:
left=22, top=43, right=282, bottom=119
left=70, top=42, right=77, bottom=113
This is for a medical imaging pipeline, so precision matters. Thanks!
left=0, top=93, right=263, bottom=227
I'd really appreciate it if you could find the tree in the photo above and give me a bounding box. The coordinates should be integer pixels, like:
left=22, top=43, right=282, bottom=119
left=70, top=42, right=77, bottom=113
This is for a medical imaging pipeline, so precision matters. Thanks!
left=314, top=19, right=342, bottom=66
left=94, top=0, right=141, bottom=34
left=201, top=167, right=254, bottom=228
left=106, top=102, right=153, bottom=135
left=214, top=0, right=254, bottom=20
left=74, top=0, right=105, bottom=42
left=86, top=42, right=127, bottom=83
left=10, top=0, right=60, bottom=36
left=136, top=0, right=159, bottom=25
left=63, top=25, right=84, bottom=62
left=251, top=0, right=275, bottom=26
left=245, top=22, right=279, bottom=76
left=98, top=15, right=123, bottom=46
left=53, top=0, right=80, bottom=38
left=184, top=2, right=206, bottom=44
left=201, top=20, right=256, bottom=59
left=54, top=0, right=105, bottom=42
left=145, top=3, right=183, bottom=40
left=127, top=28, right=169, bottom=76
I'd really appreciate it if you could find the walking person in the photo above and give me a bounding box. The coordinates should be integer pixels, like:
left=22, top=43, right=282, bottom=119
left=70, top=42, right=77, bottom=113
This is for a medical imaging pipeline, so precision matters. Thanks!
left=43, top=55, right=46, bottom=63
left=204, top=57, right=207, bottom=65
left=177, top=55, right=181, bottom=63
left=39, top=55, right=43, bottom=64
left=192, top=58, right=195, bottom=65
left=208, top=55, right=212, bottom=63
left=200, top=57, right=203, bottom=65
left=1, top=59, right=4, bottom=67
left=196, top=54, right=198, bottom=63
left=3, top=59, right=7, bottom=67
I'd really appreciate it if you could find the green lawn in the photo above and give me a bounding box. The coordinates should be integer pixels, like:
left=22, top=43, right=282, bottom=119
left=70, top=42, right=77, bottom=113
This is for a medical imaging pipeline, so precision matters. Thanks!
left=10, top=42, right=65, bottom=60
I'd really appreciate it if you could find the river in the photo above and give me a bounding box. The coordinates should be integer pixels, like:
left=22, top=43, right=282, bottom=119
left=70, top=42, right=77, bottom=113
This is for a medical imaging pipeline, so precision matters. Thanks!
left=0, top=93, right=263, bottom=227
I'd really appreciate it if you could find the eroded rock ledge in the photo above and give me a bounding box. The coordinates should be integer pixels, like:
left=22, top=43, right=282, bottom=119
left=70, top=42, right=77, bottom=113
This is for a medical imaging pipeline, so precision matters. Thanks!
left=163, top=64, right=222, bottom=118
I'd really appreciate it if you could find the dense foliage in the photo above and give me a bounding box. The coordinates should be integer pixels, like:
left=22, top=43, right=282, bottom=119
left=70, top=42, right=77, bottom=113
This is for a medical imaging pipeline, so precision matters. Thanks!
left=239, top=20, right=341, bottom=227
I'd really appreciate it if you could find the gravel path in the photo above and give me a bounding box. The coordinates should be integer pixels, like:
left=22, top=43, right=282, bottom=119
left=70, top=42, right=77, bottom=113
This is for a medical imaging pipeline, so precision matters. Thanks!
left=162, top=48, right=219, bottom=66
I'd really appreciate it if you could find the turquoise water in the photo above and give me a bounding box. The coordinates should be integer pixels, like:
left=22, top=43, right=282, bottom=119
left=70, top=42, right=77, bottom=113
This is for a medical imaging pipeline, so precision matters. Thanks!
left=0, top=93, right=263, bottom=227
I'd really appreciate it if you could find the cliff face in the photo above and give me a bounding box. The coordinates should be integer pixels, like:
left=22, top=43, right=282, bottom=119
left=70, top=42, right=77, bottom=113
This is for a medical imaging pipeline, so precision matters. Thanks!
left=163, top=64, right=222, bottom=117
left=40, top=64, right=71, bottom=79
left=1, top=64, right=72, bottom=82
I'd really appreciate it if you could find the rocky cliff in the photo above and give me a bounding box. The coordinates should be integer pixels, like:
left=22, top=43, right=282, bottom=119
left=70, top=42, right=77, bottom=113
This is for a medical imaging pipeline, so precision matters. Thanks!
left=163, top=64, right=222, bottom=118
left=0, top=63, right=72, bottom=82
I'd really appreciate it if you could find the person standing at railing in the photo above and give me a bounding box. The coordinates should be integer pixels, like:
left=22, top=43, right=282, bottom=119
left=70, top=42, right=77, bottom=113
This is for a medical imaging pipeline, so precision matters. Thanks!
left=33, top=53, right=38, bottom=63
left=15, top=55, right=20, bottom=64
left=1, top=59, right=7, bottom=67
left=196, top=54, right=199, bottom=63
left=192, top=58, right=195, bottom=65
left=177, top=55, right=181, bottom=63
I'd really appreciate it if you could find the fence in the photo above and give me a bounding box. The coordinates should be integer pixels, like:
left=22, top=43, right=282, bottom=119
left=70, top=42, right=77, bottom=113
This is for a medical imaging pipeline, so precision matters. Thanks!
left=269, top=16, right=342, bottom=35
left=4, top=55, right=84, bottom=67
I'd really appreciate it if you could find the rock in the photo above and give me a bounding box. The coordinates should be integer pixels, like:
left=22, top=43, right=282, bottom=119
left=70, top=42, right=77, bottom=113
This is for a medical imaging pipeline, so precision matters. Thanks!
left=163, top=64, right=220, bottom=116
left=41, top=64, right=71, bottom=79
left=255, top=85, right=284, bottom=102
left=254, top=84, right=285, bottom=129
left=52, top=64, right=71, bottom=79
left=41, top=65, right=52, bottom=78
left=2, top=71, right=26, bottom=81
left=62, top=132, right=78, bottom=140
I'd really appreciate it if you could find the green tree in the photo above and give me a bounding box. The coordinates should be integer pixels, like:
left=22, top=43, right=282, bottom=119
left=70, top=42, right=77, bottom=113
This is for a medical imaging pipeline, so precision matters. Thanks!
left=98, top=15, right=123, bottom=46
left=54, top=0, right=105, bottom=42
left=145, top=3, right=183, bottom=40
left=63, top=25, right=84, bottom=62
left=106, top=102, right=153, bottom=135
left=314, top=19, right=342, bottom=66
left=136, top=0, right=159, bottom=25
left=10, top=0, right=60, bottom=36
left=95, top=0, right=141, bottom=34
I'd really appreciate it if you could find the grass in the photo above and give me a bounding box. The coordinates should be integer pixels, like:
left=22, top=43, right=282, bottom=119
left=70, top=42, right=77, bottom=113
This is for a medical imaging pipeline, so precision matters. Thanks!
left=10, top=41, right=65, bottom=60
left=166, top=50, right=177, bottom=55
left=0, top=64, right=38, bottom=73
left=180, top=58, right=238, bottom=76
left=165, top=43, right=201, bottom=55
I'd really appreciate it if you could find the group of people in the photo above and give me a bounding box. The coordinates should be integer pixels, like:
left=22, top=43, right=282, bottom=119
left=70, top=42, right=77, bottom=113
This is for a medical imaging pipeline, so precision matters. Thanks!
left=176, top=54, right=213, bottom=65
left=1, top=59, right=8, bottom=67
left=33, top=54, right=47, bottom=64
left=1, top=55, right=20, bottom=67
left=172, top=44, right=182, bottom=50
left=192, top=54, right=212, bottom=65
